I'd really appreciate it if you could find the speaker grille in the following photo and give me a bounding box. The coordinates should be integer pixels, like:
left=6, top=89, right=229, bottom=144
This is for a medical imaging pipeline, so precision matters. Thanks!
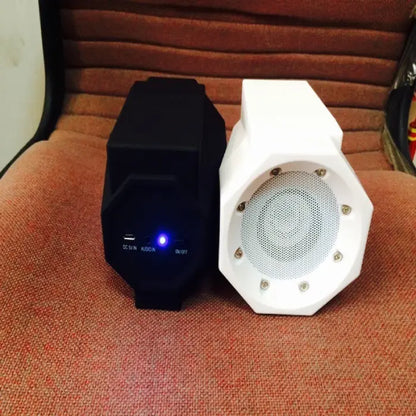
left=241, top=171, right=340, bottom=279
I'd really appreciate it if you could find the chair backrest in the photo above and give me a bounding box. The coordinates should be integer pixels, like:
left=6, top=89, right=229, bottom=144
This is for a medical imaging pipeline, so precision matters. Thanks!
left=58, top=0, right=415, bottom=170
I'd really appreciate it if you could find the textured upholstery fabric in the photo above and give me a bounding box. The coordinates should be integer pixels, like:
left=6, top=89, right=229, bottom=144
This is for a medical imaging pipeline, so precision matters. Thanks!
left=1, top=1, right=416, bottom=414
left=1, top=133, right=415, bottom=415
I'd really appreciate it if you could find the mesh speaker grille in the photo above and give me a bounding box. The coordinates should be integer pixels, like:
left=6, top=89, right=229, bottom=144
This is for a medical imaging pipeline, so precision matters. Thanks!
left=241, top=171, right=340, bottom=279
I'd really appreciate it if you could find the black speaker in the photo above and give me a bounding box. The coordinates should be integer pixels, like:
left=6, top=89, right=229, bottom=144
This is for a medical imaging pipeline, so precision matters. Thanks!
left=101, top=78, right=226, bottom=310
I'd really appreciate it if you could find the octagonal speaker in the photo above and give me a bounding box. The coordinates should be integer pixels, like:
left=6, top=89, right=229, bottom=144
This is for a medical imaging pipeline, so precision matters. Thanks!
left=219, top=80, right=373, bottom=315
left=102, top=77, right=226, bottom=311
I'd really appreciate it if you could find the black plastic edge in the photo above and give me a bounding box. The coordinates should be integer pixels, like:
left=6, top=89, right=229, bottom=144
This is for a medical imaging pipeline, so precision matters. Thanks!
left=0, top=0, right=64, bottom=178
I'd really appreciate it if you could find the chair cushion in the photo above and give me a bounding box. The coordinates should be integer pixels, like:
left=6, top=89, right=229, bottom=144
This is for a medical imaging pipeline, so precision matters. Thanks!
left=1, top=131, right=415, bottom=415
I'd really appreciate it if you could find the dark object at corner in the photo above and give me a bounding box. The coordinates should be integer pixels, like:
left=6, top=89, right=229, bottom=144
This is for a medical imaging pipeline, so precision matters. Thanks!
left=385, top=85, right=416, bottom=175
left=384, top=22, right=416, bottom=175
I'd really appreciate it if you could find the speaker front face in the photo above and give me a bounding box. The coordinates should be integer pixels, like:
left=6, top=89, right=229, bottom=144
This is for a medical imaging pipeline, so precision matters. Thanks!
left=103, top=178, right=203, bottom=296
left=221, top=159, right=372, bottom=315
left=241, top=169, right=340, bottom=280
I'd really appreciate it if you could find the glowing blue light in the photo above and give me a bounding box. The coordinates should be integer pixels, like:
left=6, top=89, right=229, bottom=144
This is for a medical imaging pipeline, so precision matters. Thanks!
left=156, top=233, right=169, bottom=248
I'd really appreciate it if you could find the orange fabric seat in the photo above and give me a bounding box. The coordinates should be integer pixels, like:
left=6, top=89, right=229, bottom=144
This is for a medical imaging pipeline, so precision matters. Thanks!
left=1, top=132, right=415, bottom=414
left=1, top=1, right=415, bottom=414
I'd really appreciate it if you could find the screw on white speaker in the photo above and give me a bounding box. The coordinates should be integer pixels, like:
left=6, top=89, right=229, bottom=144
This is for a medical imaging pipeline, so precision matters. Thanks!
left=219, top=80, right=373, bottom=315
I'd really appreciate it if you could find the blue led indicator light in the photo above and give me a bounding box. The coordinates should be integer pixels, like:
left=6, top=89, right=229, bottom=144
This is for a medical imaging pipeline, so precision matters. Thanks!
left=156, top=233, right=169, bottom=248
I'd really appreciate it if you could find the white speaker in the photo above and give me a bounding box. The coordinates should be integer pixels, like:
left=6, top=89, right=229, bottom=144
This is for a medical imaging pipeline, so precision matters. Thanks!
left=219, top=80, right=373, bottom=315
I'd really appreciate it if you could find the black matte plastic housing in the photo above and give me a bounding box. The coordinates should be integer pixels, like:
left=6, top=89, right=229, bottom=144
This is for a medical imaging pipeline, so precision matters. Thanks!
left=101, top=78, right=226, bottom=310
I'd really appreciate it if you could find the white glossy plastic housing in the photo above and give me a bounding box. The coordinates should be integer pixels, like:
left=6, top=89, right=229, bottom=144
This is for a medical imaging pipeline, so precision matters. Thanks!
left=219, top=80, right=373, bottom=315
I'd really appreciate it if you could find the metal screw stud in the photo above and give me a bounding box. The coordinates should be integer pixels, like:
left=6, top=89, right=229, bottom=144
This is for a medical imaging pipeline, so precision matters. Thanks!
left=234, top=247, right=243, bottom=259
left=299, top=281, right=309, bottom=292
left=333, top=251, right=343, bottom=262
left=260, top=279, right=269, bottom=290
left=237, top=202, right=246, bottom=212
left=341, top=204, right=352, bottom=215
left=315, top=168, right=327, bottom=177
left=270, top=167, right=282, bottom=176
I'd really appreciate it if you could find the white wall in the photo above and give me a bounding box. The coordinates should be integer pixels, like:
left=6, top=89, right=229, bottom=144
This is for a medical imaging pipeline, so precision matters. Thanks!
left=0, top=0, right=45, bottom=171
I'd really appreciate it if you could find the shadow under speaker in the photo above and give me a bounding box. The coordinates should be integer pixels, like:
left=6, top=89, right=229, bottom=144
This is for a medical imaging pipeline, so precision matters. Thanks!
left=219, top=80, right=373, bottom=315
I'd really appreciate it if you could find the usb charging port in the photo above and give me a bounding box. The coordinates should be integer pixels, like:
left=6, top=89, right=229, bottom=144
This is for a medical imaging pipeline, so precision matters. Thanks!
left=123, top=233, right=136, bottom=242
